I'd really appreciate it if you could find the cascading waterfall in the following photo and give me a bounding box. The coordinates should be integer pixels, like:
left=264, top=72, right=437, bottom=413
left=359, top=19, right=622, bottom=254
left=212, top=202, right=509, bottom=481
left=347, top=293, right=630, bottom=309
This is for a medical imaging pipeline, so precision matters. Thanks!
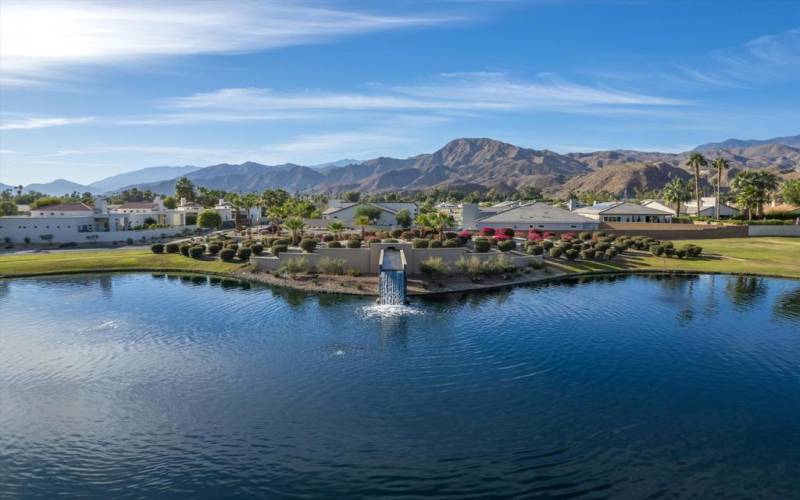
left=378, top=248, right=407, bottom=305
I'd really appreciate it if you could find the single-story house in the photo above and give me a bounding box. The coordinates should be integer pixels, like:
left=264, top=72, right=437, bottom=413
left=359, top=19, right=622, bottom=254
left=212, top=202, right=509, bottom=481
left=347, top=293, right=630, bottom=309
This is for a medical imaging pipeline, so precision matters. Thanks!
left=322, top=201, right=417, bottom=227
left=574, top=201, right=673, bottom=223
left=683, top=197, right=740, bottom=218
left=469, top=202, right=599, bottom=231
left=641, top=199, right=678, bottom=217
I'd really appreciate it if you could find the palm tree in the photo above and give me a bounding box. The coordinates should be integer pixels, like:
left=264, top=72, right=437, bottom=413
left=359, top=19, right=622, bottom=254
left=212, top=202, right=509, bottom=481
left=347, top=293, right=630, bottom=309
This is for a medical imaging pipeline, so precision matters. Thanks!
left=431, top=211, right=455, bottom=240
left=284, top=216, right=306, bottom=244
left=711, top=157, right=730, bottom=219
left=732, top=170, right=763, bottom=220
left=754, top=171, right=779, bottom=217
left=661, top=178, right=691, bottom=217
left=686, top=153, right=707, bottom=217
left=327, top=221, right=345, bottom=240
left=354, top=215, right=371, bottom=239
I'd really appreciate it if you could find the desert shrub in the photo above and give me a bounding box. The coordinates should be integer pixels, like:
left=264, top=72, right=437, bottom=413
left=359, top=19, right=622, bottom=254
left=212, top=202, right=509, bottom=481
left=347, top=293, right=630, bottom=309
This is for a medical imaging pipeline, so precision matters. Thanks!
left=237, top=247, right=252, bottom=260
left=299, top=239, right=317, bottom=253
left=241, top=239, right=254, bottom=247
left=675, top=249, right=687, bottom=259
left=165, top=242, right=179, bottom=253
left=549, top=247, right=563, bottom=258
left=225, top=241, right=239, bottom=249
left=595, top=242, right=611, bottom=252
left=189, top=246, right=205, bottom=259
left=649, top=244, right=665, bottom=256
left=346, top=239, right=361, bottom=249
left=663, top=241, right=674, bottom=249
left=179, top=244, right=192, bottom=256
left=444, top=231, right=458, bottom=240
left=318, top=257, right=347, bottom=275
left=420, top=256, right=449, bottom=278
left=271, top=244, right=288, bottom=256
left=580, top=249, right=595, bottom=259
left=558, top=240, right=573, bottom=250
left=455, top=255, right=484, bottom=280
left=429, top=240, right=443, bottom=248
left=388, top=229, right=402, bottom=238
left=473, top=238, right=491, bottom=253
left=592, top=231, right=606, bottom=239
left=412, top=238, right=430, bottom=248
left=480, top=227, right=495, bottom=237
left=327, top=241, right=342, bottom=248
left=442, top=238, right=459, bottom=248
left=400, top=231, right=414, bottom=240
left=264, top=237, right=277, bottom=247
left=206, top=243, right=221, bottom=256
left=541, top=239, right=554, bottom=250
left=150, top=243, right=164, bottom=254
left=251, top=243, right=264, bottom=255
left=482, top=254, right=515, bottom=275
left=526, top=244, right=543, bottom=256
left=605, top=248, right=617, bottom=260
left=219, top=248, right=235, bottom=261
left=273, top=238, right=291, bottom=246
left=322, top=234, right=335, bottom=242
left=497, top=239, right=516, bottom=252
left=279, top=257, right=310, bottom=275
left=529, top=260, right=544, bottom=270
left=346, top=268, right=361, bottom=277
left=579, top=232, right=592, bottom=241
left=565, top=249, right=579, bottom=260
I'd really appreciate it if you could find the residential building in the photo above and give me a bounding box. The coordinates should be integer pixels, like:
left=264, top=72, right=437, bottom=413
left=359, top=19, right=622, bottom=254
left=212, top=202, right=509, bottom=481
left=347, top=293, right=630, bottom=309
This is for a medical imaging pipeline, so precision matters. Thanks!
left=574, top=201, right=673, bottom=223
left=322, top=201, right=418, bottom=227
left=683, top=197, right=740, bottom=218
left=469, top=202, right=599, bottom=231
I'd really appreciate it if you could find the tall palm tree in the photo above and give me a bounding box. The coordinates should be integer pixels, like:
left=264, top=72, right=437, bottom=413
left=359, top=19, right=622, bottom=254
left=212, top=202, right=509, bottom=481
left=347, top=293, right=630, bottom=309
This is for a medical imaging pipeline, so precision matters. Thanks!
left=686, top=153, right=707, bottom=217
left=431, top=211, right=455, bottom=240
left=354, top=215, right=371, bottom=240
left=284, top=216, right=306, bottom=244
left=754, top=171, right=779, bottom=217
left=732, top=170, right=760, bottom=220
left=327, top=221, right=345, bottom=240
left=661, top=178, right=690, bottom=217
left=711, top=157, right=730, bottom=219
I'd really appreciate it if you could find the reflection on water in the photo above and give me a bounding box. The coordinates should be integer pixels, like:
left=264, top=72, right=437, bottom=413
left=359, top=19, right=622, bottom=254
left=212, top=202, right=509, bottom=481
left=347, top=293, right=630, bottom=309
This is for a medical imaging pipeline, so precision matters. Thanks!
left=1, top=272, right=799, bottom=499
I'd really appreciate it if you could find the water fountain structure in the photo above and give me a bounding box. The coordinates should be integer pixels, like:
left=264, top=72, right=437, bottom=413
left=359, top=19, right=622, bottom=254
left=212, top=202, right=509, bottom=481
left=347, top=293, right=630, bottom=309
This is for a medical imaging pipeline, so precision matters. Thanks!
left=378, top=247, right=408, bottom=305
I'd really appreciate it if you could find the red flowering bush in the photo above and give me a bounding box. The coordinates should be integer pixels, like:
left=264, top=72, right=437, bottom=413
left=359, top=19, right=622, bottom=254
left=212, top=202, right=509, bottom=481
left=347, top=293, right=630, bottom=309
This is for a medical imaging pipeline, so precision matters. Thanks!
left=543, top=231, right=556, bottom=239
left=494, top=234, right=511, bottom=241
left=499, top=227, right=515, bottom=237
left=561, top=232, right=575, bottom=241
left=458, top=230, right=472, bottom=239
left=527, top=230, right=543, bottom=241
left=480, top=227, right=495, bottom=236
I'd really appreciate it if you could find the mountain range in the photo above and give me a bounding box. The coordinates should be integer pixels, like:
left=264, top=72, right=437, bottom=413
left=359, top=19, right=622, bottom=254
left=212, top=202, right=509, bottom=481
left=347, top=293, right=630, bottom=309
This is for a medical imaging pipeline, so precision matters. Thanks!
left=6, top=134, right=799, bottom=198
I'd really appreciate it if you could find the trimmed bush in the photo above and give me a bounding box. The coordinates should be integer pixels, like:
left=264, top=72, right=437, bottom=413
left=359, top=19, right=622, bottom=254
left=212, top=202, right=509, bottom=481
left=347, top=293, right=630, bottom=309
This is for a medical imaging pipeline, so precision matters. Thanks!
left=207, top=243, right=221, bottom=256
left=412, top=238, right=430, bottom=249
left=429, top=240, right=443, bottom=248
left=480, top=227, right=495, bottom=237
left=526, top=244, right=543, bottom=256
left=382, top=238, right=399, bottom=243
left=390, top=229, right=403, bottom=238
left=322, top=234, right=335, bottom=242
left=675, top=249, right=687, bottom=259
left=327, top=241, right=342, bottom=248
left=400, top=231, right=414, bottom=240
left=165, top=242, right=179, bottom=253
left=299, top=239, right=317, bottom=253
left=649, top=244, right=665, bottom=256
left=605, top=248, right=617, bottom=260
left=499, top=228, right=515, bottom=237
left=150, top=243, right=164, bottom=254
left=346, top=239, right=361, bottom=249
left=420, top=256, right=449, bottom=278
left=565, top=249, right=578, bottom=260
left=541, top=239, right=554, bottom=250
left=549, top=247, right=563, bottom=258
left=497, top=239, right=516, bottom=252
left=219, top=248, right=235, bottom=261
left=318, top=257, right=347, bottom=275
left=664, top=246, right=675, bottom=257
left=179, top=244, right=192, bottom=257
left=251, top=243, right=264, bottom=255
left=271, top=244, right=288, bottom=256
left=473, top=238, right=491, bottom=253
left=442, top=238, right=460, bottom=248
left=189, top=246, right=205, bottom=259
left=595, top=242, right=611, bottom=252
left=580, top=249, right=595, bottom=259
left=237, top=247, right=252, bottom=260
left=683, top=244, right=703, bottom=257
left=579, top=232, right=592, bottom=241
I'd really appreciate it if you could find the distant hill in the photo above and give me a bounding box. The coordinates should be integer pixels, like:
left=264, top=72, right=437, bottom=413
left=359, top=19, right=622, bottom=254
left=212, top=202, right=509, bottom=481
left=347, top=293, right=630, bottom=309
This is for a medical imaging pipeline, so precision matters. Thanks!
left=310, top=159, right=361, bottom=169
left=694, top=134, right=800, bottom=151
left=23, top=179, right=101, bottom=196
left=90, top=165, right=200, bottom=192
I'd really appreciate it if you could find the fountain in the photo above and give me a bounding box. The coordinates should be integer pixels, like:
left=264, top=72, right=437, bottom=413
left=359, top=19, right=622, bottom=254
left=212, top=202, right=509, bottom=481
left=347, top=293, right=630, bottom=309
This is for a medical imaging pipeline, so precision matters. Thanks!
left=378, top=247, right=408, bottom=305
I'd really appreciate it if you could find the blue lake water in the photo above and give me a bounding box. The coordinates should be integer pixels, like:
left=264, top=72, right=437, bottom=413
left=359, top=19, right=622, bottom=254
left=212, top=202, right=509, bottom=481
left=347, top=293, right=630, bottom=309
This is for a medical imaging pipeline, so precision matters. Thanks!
left=1, top=273, right=799, bottom=499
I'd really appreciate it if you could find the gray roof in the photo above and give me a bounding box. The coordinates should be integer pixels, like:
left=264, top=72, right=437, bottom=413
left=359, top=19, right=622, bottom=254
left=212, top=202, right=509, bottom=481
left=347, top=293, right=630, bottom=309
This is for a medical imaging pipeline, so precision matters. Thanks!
left=477, top=203, right=596, bottom=224
left=323, top=202, right=399, bottom=216
left=575, top=201, right=672, bottom=216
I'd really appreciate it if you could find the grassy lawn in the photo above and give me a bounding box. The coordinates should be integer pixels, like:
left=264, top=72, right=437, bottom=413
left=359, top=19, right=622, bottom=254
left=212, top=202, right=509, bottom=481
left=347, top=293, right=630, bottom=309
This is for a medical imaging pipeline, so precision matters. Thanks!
left=0, top=248, right=246, bottom=277
left=546, top=237, right=800, bottom=279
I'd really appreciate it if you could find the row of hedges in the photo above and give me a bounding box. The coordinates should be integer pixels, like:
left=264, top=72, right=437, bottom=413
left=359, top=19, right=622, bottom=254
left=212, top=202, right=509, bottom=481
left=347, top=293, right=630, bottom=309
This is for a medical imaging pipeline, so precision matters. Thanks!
left=520, top=233, right=704, bottom=262
left=151, top=241, right=252, bottom=262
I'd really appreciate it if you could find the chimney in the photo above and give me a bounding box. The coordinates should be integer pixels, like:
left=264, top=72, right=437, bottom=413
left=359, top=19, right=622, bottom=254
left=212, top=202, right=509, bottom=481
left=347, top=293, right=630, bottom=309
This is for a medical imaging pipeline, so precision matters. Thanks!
left=180, top=197, right=187, bottom=206
left=154, top=196, right=164, bottom=211
left=94, top=197, right=108, bottom=214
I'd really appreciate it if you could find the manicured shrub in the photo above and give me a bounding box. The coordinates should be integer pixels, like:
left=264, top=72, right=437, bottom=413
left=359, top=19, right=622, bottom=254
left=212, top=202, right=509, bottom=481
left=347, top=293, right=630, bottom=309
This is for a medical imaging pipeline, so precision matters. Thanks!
left=541, top=239, right=554, bottom=249
left=444, top=231, right=458, bottom=240
left=225, top=241, right=239, bottom=249
left=561, top=232, right=576, bottom=241
left=527, top=230, right=543, bottom=242
left=189, top=245, right=205, bottom=259
left=318, top=257, right=347, bottom=275
left=179, top=244, right=192, bottom=256
left=273, top=238, right=291, bottom=246
left=683, top=244, right=703, bottom=257
left=592, top=231, right=606, bottom=239
left=322, top=234, right=335, bottom=242
left=549, top=247, right=563, bottom=258
left=499, top=227, right=514, bottom=237
left=237, top=247, right=252, bottom=260
left=420, top=256, right=449, bottom=278
left=346, top=239, right=361, bottom=249
left=526, top=244, right=543, bottom=256
left=580, top=249, right=595, bottom=259
left=299, top=239, right=317, bottom=253
left=412, top=238, right=430, bottom=248
left=564, top=249, right=578, bottom=260
left=126, top=238, right=134, bottom=245
left=382, top=238, right=399, bottom=243
left=650, top=244, right=665, bottom=256
left=473, top=238, right=491, bottom=253
left=401, top=231, right=414, bottom=240
left=219, top=248, right=235, bottom=261
left=327, top=241, right=342, bottom=248
left=442, top=239, right=460, bottom=248
left=207, top=243, right=221, bottom=256
left=605, top=248, right=617, bottom=260
left=165, top=242, right=179, bottom=253
left=579, top=232, right=592, bottom=241
left=558, top=241, right=573, bottom=250
left=389, top=229, right=403, bottom=238
left=497, top=239, right=516, bottom=252
left=429, top=240, right=442, bottom=248
left=480, top=227, right=495, bottom=237
left=675, top=249, right=687, bottom=259
left=664, top=246, right=675, bottom=257
left=595, top=242, right=611, bottom=252
left=271, top=244, right=288, bottom=256
left=278, top=257, right=310, bottom=275
left=150, top=243, right=164, bottom=254
left=251, top=243, right=264, bottom=255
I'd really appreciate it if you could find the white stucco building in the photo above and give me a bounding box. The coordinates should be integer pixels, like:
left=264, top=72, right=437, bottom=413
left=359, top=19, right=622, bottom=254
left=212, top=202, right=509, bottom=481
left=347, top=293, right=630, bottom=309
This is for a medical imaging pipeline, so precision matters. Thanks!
left=574, top=201, right=673, bottom=223
left=465, top=202, right=599, bottom=231
left=683, top=197, right=740, bottom=218
left=322, top=201, right=418, bottom=227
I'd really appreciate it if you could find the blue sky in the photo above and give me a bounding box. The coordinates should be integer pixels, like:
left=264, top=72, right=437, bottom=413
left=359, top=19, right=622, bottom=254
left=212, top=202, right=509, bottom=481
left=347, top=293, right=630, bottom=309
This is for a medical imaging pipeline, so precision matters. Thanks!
left=0, top=0, right=798, bottom=185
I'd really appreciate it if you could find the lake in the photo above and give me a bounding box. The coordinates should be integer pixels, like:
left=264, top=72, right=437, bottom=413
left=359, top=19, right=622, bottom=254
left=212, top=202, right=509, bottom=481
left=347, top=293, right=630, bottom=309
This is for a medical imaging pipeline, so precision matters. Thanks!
left=1, top=273, right=799, bottom=498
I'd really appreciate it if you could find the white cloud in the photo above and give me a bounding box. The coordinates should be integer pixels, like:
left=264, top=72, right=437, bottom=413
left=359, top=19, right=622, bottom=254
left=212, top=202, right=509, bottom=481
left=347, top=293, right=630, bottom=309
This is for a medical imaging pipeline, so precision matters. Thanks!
left=0, top=0, right=453, bottom=86
left=0, top=116, right=94, bottom=130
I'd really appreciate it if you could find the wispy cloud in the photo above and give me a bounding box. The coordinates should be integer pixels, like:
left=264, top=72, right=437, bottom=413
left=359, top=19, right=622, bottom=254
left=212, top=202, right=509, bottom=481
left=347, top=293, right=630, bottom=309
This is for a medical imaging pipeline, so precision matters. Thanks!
left=0, top=116, right=94, bottom=130
left=0, top=0, right=455, bottom=86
